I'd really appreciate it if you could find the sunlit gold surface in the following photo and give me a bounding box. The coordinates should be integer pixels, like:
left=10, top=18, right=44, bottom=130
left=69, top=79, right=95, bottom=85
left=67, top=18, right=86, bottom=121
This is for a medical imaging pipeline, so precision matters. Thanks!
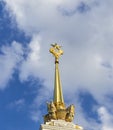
left=50, top=43, right=65, bottom=108
left=54, top=62, right=64, bottom=106
left=49, top=43, right=63, bottom=63
left=44, top=43, right=75, bottom=123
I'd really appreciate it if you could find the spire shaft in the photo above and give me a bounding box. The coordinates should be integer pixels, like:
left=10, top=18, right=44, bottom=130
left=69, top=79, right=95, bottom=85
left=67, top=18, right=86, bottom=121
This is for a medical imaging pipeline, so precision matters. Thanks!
left=54, top=62, right=64, bottom=104
left=49, top=44, right=65, bottom=109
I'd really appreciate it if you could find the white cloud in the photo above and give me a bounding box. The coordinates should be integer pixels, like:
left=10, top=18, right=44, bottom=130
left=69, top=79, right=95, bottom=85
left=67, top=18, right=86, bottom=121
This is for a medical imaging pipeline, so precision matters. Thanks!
left=4, top=0, right=113, bottom=94
left=0, top=41, right=23, bottom=89
left=0, top=36, right=41, bottom=89
left=9, top=98, right=25, bottom=111
left=98, top=107, right=113, bottom=130
left=19, top=35, right=41, bottom=81
left=3, top=0, right=113, bottom=129
left=75, top=107, right=101, bottom=130
left=9, top=98, right=25, bottom=107
left=30, top=86, right=52, bottom=122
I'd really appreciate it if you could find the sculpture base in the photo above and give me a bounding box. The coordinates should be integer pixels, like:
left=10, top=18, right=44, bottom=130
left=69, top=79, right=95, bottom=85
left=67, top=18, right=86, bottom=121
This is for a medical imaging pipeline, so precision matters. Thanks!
left=40, top=120, right=83, bottom=130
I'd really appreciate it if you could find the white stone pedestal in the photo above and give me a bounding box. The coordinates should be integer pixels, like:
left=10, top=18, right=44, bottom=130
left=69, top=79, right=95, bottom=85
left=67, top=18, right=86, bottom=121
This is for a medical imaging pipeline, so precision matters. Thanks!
left=40, top=120, right=83, bottom=130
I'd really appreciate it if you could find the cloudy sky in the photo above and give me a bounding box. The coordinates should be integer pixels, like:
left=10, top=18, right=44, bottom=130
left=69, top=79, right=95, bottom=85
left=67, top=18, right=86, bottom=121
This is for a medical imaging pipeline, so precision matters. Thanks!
left=0, top=0, right=113, bottom=130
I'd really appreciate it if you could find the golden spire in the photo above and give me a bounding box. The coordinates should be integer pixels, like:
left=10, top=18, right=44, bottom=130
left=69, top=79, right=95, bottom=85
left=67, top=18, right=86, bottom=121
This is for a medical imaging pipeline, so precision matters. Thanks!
left=49, top=43, right=65, bottom=109
left=44, top=43, right=75, bottom=123
left=43, top=44, right=83, bottom=129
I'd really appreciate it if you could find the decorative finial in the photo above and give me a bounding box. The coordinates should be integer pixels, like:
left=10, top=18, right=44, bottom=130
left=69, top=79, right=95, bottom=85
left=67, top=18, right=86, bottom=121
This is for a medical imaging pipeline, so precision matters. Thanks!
left=49, top=43, right=63, bottom=63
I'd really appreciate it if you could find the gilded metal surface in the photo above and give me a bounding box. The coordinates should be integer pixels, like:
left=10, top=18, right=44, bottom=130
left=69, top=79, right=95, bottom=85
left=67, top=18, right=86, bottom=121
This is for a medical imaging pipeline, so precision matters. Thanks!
left=44, top=43, right=75, bottom=123
left=65, top=105, right=75, bottom=122
left=49, top=43, right=63, bottom=62
left=49, top=43, right=65, bottom=107
left=54, top=62, right=64, bottom=106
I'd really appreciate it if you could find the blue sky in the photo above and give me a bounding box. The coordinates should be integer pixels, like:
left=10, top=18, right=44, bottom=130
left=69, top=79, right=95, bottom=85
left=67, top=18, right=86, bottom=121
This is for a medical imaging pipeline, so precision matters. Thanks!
left=0, top=0, right=113, bottom=130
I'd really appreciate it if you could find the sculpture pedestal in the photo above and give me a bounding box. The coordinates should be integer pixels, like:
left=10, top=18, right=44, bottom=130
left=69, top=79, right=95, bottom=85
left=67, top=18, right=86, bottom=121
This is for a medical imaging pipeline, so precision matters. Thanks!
left=40, top=120, right=83, bottom=130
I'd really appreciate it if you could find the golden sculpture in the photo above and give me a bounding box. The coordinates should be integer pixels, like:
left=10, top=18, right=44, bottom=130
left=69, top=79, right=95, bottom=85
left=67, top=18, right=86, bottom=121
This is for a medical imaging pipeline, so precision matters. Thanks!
left=44, top=102, right=57, bottom=123
left=49, top=43, right=63, bottom=63
left=44, top=43, right=75, bottom=123
left=65, top=104, right=75, bottom=122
